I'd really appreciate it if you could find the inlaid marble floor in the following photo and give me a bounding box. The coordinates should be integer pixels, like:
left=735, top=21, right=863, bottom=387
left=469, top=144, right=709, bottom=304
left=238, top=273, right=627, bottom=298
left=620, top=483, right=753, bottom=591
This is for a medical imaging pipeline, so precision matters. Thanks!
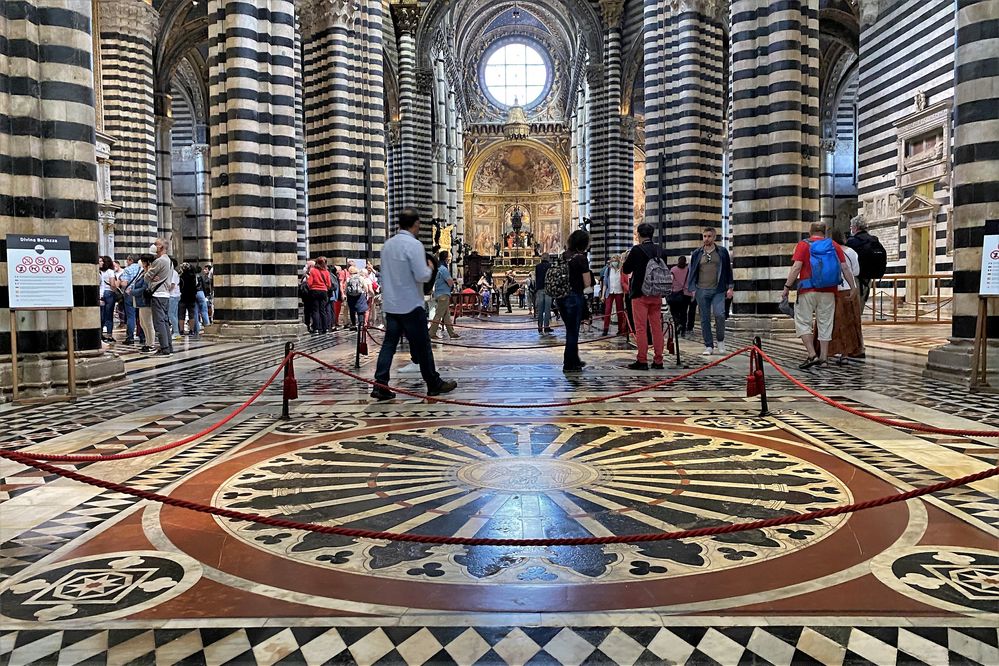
left=1, top=315, right=997, bottom=665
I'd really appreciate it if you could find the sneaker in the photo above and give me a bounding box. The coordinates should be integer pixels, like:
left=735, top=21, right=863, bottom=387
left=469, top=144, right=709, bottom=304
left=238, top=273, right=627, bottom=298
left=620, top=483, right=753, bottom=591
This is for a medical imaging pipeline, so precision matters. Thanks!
left=399, top=362, right=421, bottom=374
left=449, top=333, right=461, bottom=339
left=544, top=327, right=555, bottom=334
left=702, top=347, right=714, bottom=355
left=141, top=345, right=153, bottom=353
left=370, top=388, right=396, bottom=401
left=651, top=362, right=665, bottom=370
left=627, top=361, right=649, bottom=370
left=717, top=342, right=726, bottom=354
left=156, top=350, right=172, bottom=357
left=427, top=379, right=457, bottom=396
left=122, top=339, right=134, bottom=346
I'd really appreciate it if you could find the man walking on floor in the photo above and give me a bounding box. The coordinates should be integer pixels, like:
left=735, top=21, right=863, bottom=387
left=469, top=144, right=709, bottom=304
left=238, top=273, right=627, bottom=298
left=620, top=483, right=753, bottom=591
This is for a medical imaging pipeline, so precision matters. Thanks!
left=687, top=227, right=734, bottom=355
left=534, top=254, right=553, bottom=334
left=428, top=250, right=460, bottom=340
left=622, top=223, right=668, bottom=370
left=371, top=208, right=457, bottom=400
left=782, top=222, right=857, bottom=369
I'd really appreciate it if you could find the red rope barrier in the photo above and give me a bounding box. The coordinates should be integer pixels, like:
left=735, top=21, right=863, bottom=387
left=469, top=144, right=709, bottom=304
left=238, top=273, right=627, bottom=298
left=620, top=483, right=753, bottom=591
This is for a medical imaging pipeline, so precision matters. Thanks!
left=8, top=354, right=294, bottom=463
left=2, top=449, right=995, bottom=546
left=369, top=328, right=619, bottom=351
left=296, top=347, right=750, bottom=408
left=756, top=349, right=999, bottom=438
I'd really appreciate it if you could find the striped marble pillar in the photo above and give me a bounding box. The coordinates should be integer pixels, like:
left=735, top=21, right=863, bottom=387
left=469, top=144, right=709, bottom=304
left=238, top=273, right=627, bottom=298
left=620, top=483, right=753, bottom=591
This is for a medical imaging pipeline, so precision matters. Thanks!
left=207, top=0, right=300, bottom=332
left=300, top=0, right=388, bottom=262
left=414, top=67, right=436, bottom=243
left=191, top=144, right=212, bottom=265
left=432, top=61, right=448, bottom=225
left=293, top=14, right=309, bottom=264
left=729, top=0, right=821, bottom=319
left=643, top=0, right=725, bottom=260
left=818, top=138, right=838, bottom=230
left=394, top=5, right=419, bottom=212
left=586, top=63, right=608, bottom=257
left=97, top=0, right=159, bottom=261
left=927, top=0, right=999, bottom=380
left=0, top=0, right=124, bottom=396
left=154, top=93, right=175, bottom=242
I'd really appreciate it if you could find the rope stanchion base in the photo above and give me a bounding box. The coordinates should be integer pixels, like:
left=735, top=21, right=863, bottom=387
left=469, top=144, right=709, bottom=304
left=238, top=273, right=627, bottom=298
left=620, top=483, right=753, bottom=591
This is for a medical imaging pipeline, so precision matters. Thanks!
left=2, top=449, right=995, bottom=547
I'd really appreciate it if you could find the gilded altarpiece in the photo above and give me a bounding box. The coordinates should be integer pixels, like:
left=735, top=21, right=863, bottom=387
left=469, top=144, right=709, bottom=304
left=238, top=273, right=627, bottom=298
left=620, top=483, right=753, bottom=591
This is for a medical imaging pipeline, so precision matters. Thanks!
left=464, top=141, right=571, bottom=257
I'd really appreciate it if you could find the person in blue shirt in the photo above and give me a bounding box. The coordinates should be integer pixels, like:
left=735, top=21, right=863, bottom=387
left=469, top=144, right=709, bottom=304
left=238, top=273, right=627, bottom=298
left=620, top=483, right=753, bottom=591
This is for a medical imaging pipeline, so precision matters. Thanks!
left=371, top=208, right=458, bottom=401
left=428, top=250, right=461, bottom=339
left=117, top=255, right=143, bottom=345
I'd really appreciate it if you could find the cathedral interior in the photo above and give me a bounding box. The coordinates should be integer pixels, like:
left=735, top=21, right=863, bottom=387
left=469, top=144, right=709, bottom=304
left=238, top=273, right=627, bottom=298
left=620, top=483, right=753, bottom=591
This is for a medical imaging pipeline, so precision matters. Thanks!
left=1, top=0, right=998, bottom=664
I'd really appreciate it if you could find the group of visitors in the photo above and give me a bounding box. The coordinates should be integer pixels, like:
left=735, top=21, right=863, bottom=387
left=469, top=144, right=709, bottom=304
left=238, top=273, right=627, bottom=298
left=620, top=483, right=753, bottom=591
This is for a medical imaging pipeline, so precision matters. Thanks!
left=300, top=260, right=378, bottom=334
left=97, top=241, right=213, bottom=356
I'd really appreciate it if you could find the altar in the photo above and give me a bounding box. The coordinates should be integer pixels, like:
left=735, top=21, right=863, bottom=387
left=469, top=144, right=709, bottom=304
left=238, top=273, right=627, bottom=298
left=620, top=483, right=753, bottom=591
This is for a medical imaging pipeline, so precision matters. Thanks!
left=493, top=247, right=536, bottom=271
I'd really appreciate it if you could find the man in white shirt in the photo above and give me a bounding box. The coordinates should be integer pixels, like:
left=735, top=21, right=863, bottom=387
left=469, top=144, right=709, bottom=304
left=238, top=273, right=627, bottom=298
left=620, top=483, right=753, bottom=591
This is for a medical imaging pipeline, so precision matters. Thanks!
left=371, top=208, right=457, bottom=400
left=144, top=239, right=174, bottom=356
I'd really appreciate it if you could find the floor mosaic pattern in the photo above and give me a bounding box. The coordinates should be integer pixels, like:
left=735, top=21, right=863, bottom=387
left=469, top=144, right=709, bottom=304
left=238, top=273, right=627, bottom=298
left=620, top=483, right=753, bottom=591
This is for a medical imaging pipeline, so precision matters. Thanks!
left=1, top=317, right=996, bottom=664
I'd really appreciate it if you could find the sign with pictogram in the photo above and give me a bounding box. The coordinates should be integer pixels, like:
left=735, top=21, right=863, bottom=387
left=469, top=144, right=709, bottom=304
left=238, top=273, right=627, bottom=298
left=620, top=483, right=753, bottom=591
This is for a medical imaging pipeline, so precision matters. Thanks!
left=982, top=235, right=999, bottom=297
left=6, top=234, right=74, bottom=308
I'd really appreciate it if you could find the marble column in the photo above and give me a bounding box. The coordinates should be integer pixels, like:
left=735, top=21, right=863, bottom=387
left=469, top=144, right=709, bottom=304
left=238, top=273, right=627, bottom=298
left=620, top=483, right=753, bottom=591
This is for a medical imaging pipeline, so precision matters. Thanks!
left=293, top=13, right=309, bottom=264
left=602, top=0, right=632, bottom=262
left=413, top=67, right=436, bottom=243
left=207, top=0, right=301, bottom=334
left=643, top=0, right=725, bottom=259
left=927, top=0, right=999, bottom=382
left=155, top=93, right=175, bottom=243
left=729, top=0, right=821, bottom=321
left=301, top=0, right=387, bottom=262
left=586, top=63, right=608, bottom=259
left=192, top=144, right=212, bottom=265
left=432, top=60, right=448, bottom=226
left=0, top=0, right=125, bottom=398
left=97, top=0, right=159, bottom=260
left=819, top=138, right=838, bottom=230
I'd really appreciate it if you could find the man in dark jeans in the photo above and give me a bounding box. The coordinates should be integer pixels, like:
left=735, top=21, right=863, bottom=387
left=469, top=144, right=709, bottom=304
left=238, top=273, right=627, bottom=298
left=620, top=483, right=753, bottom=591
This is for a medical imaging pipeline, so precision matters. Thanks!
left=534, top=254, right=553, bottom=334
left=371, top=208, right=457, bottom=400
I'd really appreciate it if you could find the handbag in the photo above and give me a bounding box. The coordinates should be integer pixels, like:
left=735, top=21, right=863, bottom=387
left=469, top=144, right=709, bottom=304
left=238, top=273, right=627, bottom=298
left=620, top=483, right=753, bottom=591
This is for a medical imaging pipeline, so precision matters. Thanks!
left=143, top=279, right=166, bottom=302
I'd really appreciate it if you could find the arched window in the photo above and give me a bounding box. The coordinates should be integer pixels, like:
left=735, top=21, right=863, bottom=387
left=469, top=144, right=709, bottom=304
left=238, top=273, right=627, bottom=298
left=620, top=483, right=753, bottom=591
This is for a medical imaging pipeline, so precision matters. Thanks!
left=481, top=40, right=551, bottom=109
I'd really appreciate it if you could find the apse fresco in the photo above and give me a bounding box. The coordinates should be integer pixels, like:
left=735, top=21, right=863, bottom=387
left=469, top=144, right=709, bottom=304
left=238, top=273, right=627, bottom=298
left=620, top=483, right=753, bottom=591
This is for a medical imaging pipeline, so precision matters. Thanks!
left=472, top=145, right=561, bottom=193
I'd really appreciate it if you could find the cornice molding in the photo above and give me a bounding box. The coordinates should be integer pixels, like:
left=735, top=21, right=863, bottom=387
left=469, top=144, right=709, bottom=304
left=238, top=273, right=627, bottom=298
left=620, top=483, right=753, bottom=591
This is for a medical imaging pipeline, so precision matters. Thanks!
left=97, top=0, right=159, bottom=43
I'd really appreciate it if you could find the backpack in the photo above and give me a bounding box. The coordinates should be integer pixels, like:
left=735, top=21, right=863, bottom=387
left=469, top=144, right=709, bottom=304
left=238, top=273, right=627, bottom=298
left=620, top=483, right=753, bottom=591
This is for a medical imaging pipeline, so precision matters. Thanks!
left=640, top=245, right=672, bottom=297
left=800, top=238, right=841, bottom=290
left=346, top=275, right=365, bottom=297
left=855, top=234, right=888, bottom=280
left=546, top=253, right=571, bottom=300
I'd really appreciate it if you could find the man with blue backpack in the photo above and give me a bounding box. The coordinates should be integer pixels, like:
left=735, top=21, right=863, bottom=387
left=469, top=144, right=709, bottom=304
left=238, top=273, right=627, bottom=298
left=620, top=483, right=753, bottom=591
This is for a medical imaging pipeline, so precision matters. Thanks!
left=781, top=222, right=858, bottom=369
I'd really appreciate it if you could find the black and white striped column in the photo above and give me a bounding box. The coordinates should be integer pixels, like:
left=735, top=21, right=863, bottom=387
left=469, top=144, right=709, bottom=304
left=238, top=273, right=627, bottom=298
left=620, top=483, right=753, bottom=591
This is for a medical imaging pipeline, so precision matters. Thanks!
left=293, top=14, right=309, bottom=264
left=208, top=0, right=300, bottom=330
left=98, top=0, right=159, bottom=260
left=951, top=0, right=999, bottom=340
left=413, top=67, right=436, bottom=243
left=1, top=0, right=124, bottom=395
left=586, top=63, right=608, bottom=258
left=301, top=0, right=388, bottom=261
left=643, top=0, right=725, bottom=259
left=729, top=0, right=821, bottom=316
left=155, top=93, right=175, bottom=242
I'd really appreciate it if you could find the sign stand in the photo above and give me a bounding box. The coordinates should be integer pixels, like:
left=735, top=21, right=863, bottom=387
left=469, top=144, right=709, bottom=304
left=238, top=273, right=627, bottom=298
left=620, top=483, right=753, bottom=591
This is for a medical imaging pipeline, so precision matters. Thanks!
left=970, top=296, right=995, bottom=391
left=6, top=233, right=78, bottom=404
left=9, top=308, right=77, bottom=404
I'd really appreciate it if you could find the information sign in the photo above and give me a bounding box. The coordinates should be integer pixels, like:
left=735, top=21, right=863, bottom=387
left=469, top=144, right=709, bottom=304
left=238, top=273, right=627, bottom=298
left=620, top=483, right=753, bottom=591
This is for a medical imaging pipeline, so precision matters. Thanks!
left=982, top=234, right=999, bottom=297
left=6, top=234, right=74, bottom=309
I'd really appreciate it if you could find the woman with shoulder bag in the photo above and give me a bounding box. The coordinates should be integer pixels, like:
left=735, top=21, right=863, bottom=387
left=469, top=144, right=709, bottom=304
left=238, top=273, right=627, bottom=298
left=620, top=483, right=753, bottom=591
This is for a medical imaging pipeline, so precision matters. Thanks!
left=130, top=254, right=157, bottom=352
left=98, top=256, right=118, bottom=343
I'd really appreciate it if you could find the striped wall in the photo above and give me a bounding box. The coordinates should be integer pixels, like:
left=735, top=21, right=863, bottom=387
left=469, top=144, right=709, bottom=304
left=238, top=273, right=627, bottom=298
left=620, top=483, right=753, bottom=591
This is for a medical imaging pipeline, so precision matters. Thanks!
left=0, top=0, right=103, bottom=358
left=414, top=68, right=435, bottom=243
left=857, top=0, right=956, bottom=279
left=301, top=0, right=388, bottom=262
left=643, top=0, right=725, bottom=260
left=207, top=0, right=300, bottom=324
left=98, top=0, right=159, bottom=261
left=729, top=0, right=821, bottom=315
left=950, top=0, right=999, bottom=339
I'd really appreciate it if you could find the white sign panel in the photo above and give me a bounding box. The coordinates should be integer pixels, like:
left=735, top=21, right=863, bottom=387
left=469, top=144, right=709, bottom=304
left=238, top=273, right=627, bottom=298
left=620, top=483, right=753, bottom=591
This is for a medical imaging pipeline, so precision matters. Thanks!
left=982, top=234, right=999, bottom=297
left=6, top=234, right=74, bottom=309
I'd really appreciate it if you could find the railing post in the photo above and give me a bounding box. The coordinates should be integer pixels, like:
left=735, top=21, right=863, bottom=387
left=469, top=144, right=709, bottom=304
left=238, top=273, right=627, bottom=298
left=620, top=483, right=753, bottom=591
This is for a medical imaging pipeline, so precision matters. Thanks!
left=753, top=335, right=769, bottom=417
left=915, top=277, right=920, bottom=323
left=281, top=341, right=296, bottom=420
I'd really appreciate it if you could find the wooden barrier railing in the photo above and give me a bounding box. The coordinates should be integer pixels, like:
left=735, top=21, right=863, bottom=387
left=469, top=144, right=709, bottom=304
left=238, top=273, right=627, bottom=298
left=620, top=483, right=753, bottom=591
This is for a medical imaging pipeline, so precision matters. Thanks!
left=863, top=273, right=952, bottom=325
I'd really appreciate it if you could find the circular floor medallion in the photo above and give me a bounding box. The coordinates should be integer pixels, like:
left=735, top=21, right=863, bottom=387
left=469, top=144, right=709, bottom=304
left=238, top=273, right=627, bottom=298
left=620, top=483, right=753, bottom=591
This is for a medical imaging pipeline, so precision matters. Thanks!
left=0, top=551, right=201, bottom=621
left=208, top=422, right=853, bottom=586
left=456, top=457, right=600, bottom=491
left=872, top=546, right=999, bottom=614
left=273, top=417, right=362, bottom=435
